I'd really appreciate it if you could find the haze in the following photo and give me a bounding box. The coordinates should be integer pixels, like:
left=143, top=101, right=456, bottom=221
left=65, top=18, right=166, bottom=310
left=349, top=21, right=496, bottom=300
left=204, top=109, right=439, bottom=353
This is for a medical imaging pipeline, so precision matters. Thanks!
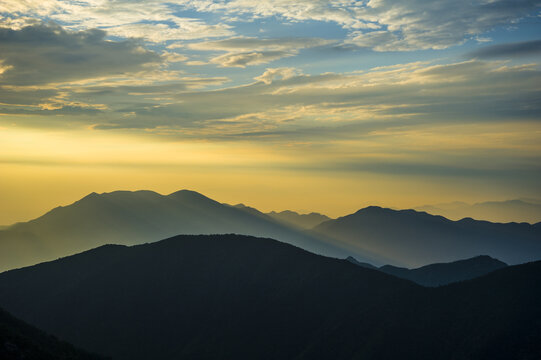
left=1, top=1, right=540, bottom=225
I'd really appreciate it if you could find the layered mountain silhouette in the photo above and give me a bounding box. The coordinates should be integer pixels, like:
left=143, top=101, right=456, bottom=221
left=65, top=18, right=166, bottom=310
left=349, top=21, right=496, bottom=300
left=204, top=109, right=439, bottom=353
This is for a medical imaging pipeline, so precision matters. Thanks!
left=345, top=256, right=378, bottom=269
left=416, top=199, right=541, bottom=224
left=0, top=234, right=539, bottom=360
left=1, top=191, right=540, bottom=272
left=347, top=255, right=507, bottom=286
left=231, top=204, right=330, bottom=229
left=0, top=190, right=348, bottom=272
left=313, top=206, right=541, bottom=267
left=0, top=306, right=105, bottom=360
left=266, top=210, right=331, bottom=229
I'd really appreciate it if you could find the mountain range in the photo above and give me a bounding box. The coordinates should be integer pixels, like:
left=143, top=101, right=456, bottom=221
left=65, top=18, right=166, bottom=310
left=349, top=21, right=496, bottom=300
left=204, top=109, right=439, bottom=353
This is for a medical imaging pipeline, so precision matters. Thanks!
left=266, top=210, right=331, bottom=229
left=1, top=190, right=540, bottom=272
left=416, top=199, right=541, bottom=224
left=230, top=204, right=331, bottom=229
left=0, top=190, right=347, bottom=272
left=313, top=206, right=541, bottom=267
left=0, top=234, right=539, bottom=360
left=346, top=255, right=508, bottom=286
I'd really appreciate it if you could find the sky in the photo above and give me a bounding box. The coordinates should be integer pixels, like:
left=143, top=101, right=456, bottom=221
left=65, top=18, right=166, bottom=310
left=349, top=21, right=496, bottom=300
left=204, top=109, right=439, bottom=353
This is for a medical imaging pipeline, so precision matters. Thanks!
left=0, top=0, right=540, bottom=224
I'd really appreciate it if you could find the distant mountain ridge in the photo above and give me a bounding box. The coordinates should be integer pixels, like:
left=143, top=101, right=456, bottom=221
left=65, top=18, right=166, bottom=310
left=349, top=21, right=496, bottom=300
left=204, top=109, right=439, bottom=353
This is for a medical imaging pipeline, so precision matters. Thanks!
left=416, top=199, right=541, bottom=224
left=313, top=206, right=541, bottom=267
left=266, top=210, right=331, bottom=229
left=0, top=190, right=348, bottom=272
left=1, top=190, right=540, bottom=272
left=0, top=234, right=539, bottom=360
left=231, top=204, right=331, bottom=229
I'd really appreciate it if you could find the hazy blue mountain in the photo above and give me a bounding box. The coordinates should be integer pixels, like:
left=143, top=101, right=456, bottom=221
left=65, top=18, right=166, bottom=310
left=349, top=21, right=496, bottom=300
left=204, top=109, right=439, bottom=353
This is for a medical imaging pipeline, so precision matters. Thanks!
left=378, top=255, right=507, bottom=286
left=0, top=234, right=539, bottom=360
left=0, top=306, right=105, bottom=360
left=266, top=210, right=331, bottom=229
left=229, top=203, right=275, bottom=220
left=313, top=206, right=541, bottom=267
left=416, top=199, right=541, bottom=224
left=231, top=204, right=331, bottom=229
left=0, top=190, right=349, bottom=272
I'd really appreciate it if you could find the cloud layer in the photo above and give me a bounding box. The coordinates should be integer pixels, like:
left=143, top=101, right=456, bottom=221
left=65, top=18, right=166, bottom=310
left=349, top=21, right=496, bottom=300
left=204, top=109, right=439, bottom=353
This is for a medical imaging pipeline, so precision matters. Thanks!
left=0, top=22, right=161, bottom=86
left=1, top=0, right=540, bottom=208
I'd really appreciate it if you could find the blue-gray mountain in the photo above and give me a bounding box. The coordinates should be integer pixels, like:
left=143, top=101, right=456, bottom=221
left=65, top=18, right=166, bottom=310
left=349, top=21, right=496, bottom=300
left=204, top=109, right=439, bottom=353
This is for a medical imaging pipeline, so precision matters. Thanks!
left=313, top=206, right=541, bottom=267
left=416, top=199, right=541, bottom=224
left=0, top=234, right=539, bottom=360
left=230, top=204, right=331, bottom=229
left=1, top=191, right=540, bottom=272
left=0, top=190, right=347, bottom=272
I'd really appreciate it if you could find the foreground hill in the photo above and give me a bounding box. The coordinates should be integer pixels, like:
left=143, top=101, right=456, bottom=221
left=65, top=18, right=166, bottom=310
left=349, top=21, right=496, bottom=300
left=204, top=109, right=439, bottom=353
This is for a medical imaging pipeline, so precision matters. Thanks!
left=313, top=206, right=541, bottom=267
left=0, top=190, right=347, bottom=271
left=0, top=306, right=105, bottom=360
left=0, top=234, right=539, bottom=360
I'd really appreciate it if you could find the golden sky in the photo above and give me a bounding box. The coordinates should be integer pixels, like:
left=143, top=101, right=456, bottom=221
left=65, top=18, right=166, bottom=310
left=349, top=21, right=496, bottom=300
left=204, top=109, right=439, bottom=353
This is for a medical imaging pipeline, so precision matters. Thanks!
left=1, top=1, right=540, bottom=224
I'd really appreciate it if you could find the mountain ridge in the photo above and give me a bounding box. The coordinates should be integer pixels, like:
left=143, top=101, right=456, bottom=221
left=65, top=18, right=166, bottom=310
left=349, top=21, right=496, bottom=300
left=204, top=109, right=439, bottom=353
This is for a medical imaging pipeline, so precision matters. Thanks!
left=0, top=190, right=350, bottom=272
left=313, top=205, right=541, bottom=267
left=0, top=234, right=539, bottom=360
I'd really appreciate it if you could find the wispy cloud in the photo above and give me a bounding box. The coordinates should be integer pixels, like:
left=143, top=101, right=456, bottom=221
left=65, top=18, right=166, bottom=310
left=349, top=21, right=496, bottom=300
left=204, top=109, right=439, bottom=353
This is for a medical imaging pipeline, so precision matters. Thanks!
left=70, top=60, right=540, bottom=138
left=187, top=37, right=335, bottom=67
left=181, top=0, right=541, bottom=50
left=467, top=39, right=541, bottom=59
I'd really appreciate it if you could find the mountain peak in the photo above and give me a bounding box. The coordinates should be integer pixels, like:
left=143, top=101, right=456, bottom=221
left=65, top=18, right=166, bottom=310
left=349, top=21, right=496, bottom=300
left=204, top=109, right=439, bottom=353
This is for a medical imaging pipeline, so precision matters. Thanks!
left=352, top=206, right=441, bottom=220
left=355, top=205, right=384, bottom=213
left=167, top=189, right=216, bottom=202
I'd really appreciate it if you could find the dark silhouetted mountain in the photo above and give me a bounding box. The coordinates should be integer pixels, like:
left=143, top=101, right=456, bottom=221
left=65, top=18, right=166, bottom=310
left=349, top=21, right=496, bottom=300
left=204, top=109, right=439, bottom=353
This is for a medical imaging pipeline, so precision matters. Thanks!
left=0, top=234, right=540, bottom=360
left=378, top=255, right=508, bottom=286
left=313, top=206, right=541, bottom=267
left=0, top=190, right=349, bottom=271
left=0, top=235, right=416, bottom=360
left=345, top=256, right=377, bottom=269
left=267, top=210, right=331, bottom=229
left=416, top=199, right=541, bottom=224
left=0, top=306, right=105, bottom=360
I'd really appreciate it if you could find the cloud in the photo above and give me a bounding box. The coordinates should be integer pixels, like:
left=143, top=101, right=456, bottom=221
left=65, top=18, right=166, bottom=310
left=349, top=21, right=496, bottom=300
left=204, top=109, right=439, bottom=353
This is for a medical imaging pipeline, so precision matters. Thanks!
left=100, top=20, right=233, bottom=42
left=2, top=0, right=539, bottom=51
left=161, top=51, right=188, bottom=63
left=254, top=68, right=300, bottom=84
left=467, top=39, right=541, bottom=59
left=348, top=0, right=541, bottom=51
left=181, top=0, right=378, bottom=29
left=182, top=0, right=541, bottom=51
left=5, top=58, right=540, bottom=133
left=209, top=51, right=293, bottom=67
left=79, top=60, right=541, bottom=137
left=188, top=37, right=335, bottom=52
left=189, top=36, right=335, bottom=67
left=0, top=22, right=161, bottom=86
left=1, top=0, right=234, bottom=42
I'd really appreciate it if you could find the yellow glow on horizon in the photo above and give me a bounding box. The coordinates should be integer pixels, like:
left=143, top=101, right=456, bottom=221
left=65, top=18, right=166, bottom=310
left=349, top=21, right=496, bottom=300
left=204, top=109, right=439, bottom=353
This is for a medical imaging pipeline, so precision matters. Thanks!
left=1, top=122, right=540, bottom=225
